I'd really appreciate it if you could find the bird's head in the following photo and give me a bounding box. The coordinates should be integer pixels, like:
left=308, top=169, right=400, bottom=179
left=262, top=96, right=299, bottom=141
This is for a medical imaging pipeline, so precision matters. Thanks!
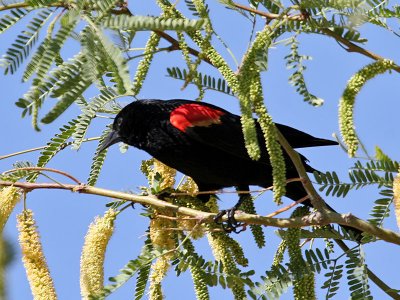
left=98, top=102, right=138, bottom=152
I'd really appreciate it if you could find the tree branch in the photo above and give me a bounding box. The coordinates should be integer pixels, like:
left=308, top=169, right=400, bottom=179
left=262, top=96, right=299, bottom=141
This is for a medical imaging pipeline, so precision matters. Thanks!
left=1, top=180, right=400, bottom=246
left=231, top=2, right=400, bottom=73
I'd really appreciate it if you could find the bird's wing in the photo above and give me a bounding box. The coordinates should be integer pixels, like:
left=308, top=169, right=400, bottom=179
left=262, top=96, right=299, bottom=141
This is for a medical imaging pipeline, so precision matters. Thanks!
left=169, top=102, right=337, bottom=162
left=169, top=102, right=256, bottom=161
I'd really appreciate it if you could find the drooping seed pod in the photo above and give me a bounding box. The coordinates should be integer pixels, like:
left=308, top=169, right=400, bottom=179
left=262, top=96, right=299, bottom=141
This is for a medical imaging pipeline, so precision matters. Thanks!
left=80, top=209, right=117, bottom=299
left=17, top=210, right=57, bottom=300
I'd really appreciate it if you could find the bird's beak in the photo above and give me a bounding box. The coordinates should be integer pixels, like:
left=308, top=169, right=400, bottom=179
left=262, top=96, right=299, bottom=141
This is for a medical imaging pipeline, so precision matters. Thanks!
left=99, top=130, right=122, bottom=152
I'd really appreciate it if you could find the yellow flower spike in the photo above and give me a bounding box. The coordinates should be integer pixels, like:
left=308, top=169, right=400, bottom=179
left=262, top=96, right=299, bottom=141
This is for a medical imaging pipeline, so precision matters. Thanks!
left=179, top=177, right=199, bottom=196
left=149, top=209, right=177, bottom=259
left=153, top=160, right=176, bottom=189
left=393, top=174, right=400, bottom=231
left=149, top=257, right=170, bottom=300
left=339, top=59, right=394, bottom=157
left=0, top=186, right=21, bottom=232
left=0, top=234, right=6, bottom=299
left=80, top=209, right=117, bottom=299
left=17, top=210, right=57, bottom=300
left=150, top=160, right=178, bottom=253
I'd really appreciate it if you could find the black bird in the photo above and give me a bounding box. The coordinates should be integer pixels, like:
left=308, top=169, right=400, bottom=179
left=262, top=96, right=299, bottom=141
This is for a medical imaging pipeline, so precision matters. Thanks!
left=100, top=99, right=356, bottom=236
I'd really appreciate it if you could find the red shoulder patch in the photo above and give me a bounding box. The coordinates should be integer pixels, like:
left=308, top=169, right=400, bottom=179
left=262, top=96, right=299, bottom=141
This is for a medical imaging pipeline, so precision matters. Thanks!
left=170, top=103, right=225, bottom=132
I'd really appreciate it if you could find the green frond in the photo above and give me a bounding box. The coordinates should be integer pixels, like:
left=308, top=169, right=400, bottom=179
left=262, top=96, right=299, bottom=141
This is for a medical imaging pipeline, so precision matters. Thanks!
left=367, top=189, right=393, bottom=228
left=41, top=80, right=92, bottom=124
left=345, top=246, right=372, bottom=299
left=184, top=0, right=209, bottom=17
left=84, top=23, right=132, bottom=94
left=49, top=53, right=87, bottom=98
left=86, top=127, right=112, bottom=186
left=103, top=15, right=207, bottom=32
left=305, top=247, right=345, bottom=298
left=22, top=37, right=49, bottom=81
left=285, top=37, right=324, bottom=106
left=249, top=264, right=292, bottom=300
left=179, top=235, right=210, bottom=300
left=72, top=88, right=118, bottom=150
left=27, top=119, right=77, bottom=182
left=26, top=0, right=60, bottom=7
left=313, top=171, right=352, bottom=198
left=1, top=8, right=53, bottom=75
left=256, top=0, right=283, bottom=14
left=134, top=264, right=151, bottom=300
left=17, top=53, right=89, bottom=123
left=322, top=264, right=344, bottom=298
left=34, top=10, right=79, bottom=80
left=16, top=10, right=80, bottom=124
left=0, top=8, right=31, bottom=35
left=0, top=161, right=36, bottom=182
left=166, top=67, right=234, bottom=96
left=92, top=0, right=124, bottom=21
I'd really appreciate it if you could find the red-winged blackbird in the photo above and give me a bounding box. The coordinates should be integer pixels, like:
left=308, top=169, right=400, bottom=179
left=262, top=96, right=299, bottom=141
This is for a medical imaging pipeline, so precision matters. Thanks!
left=100, top=99, right=358, bottom=237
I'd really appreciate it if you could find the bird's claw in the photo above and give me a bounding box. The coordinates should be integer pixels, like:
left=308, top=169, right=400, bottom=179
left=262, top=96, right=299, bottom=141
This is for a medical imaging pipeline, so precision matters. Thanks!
left=214, top=208, right=246, bottom=234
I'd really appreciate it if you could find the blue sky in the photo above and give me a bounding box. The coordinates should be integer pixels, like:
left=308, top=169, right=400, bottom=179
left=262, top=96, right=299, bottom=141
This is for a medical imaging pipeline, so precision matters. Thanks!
left=0, top=1, right=399, bottom=299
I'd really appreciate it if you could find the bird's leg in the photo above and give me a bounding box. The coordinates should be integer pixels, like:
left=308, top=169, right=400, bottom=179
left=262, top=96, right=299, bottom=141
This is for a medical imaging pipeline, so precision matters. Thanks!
left=214, top=189, right=249, bottom=234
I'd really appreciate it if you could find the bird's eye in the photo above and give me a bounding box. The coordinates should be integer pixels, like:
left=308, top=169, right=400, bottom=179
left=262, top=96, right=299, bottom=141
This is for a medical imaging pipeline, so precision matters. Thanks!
left=115, top=117, right=123, bottom=129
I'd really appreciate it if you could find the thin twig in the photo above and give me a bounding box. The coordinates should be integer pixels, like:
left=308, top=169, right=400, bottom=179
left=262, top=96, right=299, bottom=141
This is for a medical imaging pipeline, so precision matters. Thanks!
left=0, top=137, right=101, bottom=161
left=231, top=2, right=400, bottom=73
left=2, top=167, right=82, bottom=184
left=266, top=195, right=309, bottom=218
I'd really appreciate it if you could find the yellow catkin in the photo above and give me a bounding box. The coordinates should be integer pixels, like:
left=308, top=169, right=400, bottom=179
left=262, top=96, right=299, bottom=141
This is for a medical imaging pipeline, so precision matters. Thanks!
left=150, top=160, right=177, bottom=256
left=0, top=233, right=7, bottom=299
left=148, top=257, right=170, bottom=300
left=339, top=59, right=394, bottom=157
left=80, top=209, right=117, bottom=299
left=175, top=196, right=205, bottom=240
left=153, top=160, right=176, bottom=190
left=0, top=186, right=21, bottom=231
left=176, top=178, right=205, bottom=239
left=17, top=210, right=57, bottom=300
left=179, top=177, right=199, bottom=196
left=149, top=208, right=176, bottom=259
left=393, top=174, right=400, bottom=231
